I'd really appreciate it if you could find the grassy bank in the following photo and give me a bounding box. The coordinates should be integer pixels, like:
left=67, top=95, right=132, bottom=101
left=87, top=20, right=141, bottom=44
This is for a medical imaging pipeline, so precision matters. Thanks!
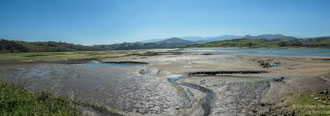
left=291, top=94, right=330, bottom=115
left=0, top=51, right=120, bottom=64
left=0, top=81, right=79, bottom=115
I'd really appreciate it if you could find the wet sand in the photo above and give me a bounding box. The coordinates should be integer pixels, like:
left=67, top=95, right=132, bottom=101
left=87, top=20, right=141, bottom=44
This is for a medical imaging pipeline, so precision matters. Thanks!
left=0, top=49, right=329, bottom=115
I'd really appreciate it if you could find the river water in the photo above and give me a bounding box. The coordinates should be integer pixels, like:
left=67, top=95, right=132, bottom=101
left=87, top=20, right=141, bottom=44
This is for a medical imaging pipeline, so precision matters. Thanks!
left=168, top=76, right=213, bottom=116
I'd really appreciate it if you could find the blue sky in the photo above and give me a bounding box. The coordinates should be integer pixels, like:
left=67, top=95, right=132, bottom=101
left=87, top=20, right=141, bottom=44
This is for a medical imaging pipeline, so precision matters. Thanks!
left=0, top=0, right=330, bottom=45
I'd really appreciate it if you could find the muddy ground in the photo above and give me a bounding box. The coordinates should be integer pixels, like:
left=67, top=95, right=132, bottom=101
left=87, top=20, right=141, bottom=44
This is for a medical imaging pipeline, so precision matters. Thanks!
left=0, top=49, right=329, bottom=115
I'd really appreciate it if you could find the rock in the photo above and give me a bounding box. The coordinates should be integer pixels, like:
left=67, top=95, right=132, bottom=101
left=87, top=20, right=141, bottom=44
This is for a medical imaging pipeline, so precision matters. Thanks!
left=319, top=89, right=329, bottom=95
left=252, top=110, right=258, bottom=113
left=257, top=59, right=279, bottom=68
left=273, top=77, right=284, bottom=82
left=314, top=97, right=319, bottom=100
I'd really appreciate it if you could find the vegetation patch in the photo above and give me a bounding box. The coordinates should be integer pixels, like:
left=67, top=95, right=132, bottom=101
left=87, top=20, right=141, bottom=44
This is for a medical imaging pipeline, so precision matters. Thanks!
left=0, top=51, right=118, bottom=64
left=141, top=51, right=160, bottom=56
left=176, top=86, right=184, bottom=94
left=290, top=93, right=330, bottom=115
left=25, top=54, right=50, bottom=57
left=128, top=51, right=161, bottom=56
left=0, top=82, right=79, bottom=115
left=202, top=53, right=213, bottom=55
left=256, top=59, right=280, bottom=68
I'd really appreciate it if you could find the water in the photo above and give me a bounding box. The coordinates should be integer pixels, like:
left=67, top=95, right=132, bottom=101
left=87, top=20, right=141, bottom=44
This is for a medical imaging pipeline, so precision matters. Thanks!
left=1, top=54, right=13, bottom=56
left=168, top=76, right=213, bottom=116
left=76, top=62, right=145, bottom=67
left=200, top=79, right=207, bottom=84
left=176, top=48, right=330, bottom=57
left=264, top=77, right=291, bottom=81
left=76, top=62, right=151, bottom=75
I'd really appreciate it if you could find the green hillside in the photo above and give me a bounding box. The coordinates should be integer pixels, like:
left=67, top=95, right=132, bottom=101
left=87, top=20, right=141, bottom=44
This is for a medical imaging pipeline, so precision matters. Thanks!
left=190, top=37, right=330, bottom=48
left=0, top=39, right=29, bottom=53
left=0, top=39, right=100, bottom=53
left=1, top=36, right=329, bottom=53
left=0, top=38, right=195, bottom=53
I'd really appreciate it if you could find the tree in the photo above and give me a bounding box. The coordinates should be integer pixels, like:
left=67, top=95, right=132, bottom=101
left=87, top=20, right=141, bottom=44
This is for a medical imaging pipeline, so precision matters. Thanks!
left=246, top=42, right=253, bottom=47
left=278, top=41, right=289, bottom=47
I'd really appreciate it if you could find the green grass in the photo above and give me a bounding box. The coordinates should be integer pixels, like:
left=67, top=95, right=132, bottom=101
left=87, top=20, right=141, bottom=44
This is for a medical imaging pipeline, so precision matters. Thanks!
left=176, top=86, right=184, bottom=93
left=127, top=51, right=161, bottom=56
left=173, top=86, right=184, bottom=95
left=170, top=84, right=184, bottom=95
left=0, top=51, right=120, bottom=63
left=291, top=94, right=330, bottom=115
left=0, top=81, right=79, bottom=115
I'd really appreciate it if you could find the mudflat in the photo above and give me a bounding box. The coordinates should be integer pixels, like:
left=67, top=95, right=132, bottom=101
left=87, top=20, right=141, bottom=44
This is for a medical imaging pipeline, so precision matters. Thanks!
left=0, top=49, right=329, bottom=115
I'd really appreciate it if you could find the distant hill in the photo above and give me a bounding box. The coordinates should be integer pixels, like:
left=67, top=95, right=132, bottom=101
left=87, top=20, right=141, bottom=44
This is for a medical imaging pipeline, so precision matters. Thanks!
left=189, top=35, right=330, bottom=48
left=158, top=38, right=195, bottom=47
left=1, top=34, right=329, bottom=53
left=0, top=39, right=101, bottom=53
left=140, top=35, right=241, bottom=44
left=96, top=38, right=195, bottom=50
left=140, top=38, right=165, bottom=43
left=0, top=37, right=195, bottom=53
left=242, top=34, right=297, bottom=41
left=181, top=35, right=242, bottom=44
